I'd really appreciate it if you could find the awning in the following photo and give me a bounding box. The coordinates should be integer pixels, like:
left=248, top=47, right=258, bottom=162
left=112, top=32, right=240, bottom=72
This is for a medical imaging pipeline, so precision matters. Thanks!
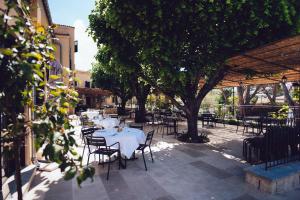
left=217, top=35, right=300, bottom=88
left=76, top=87, right=112, bottom=96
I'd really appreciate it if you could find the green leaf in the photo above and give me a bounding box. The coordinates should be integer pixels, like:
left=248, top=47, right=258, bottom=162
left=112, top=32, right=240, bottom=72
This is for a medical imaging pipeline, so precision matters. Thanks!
left=64, top=168, right=77, bottom=180
left=0, top=48, right=13, bottom=56
left=49, top=75, right=60, bottom=80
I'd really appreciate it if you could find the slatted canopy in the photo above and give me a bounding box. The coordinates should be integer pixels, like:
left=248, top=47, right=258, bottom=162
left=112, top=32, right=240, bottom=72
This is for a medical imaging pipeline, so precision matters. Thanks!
left=217, top=35, right=300, bottom=88
left=76, top=87, right=112, bottom=96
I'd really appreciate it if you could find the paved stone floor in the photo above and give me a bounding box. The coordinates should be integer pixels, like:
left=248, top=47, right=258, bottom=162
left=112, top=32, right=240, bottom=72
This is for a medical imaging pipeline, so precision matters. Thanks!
left=25, top=121, right=300, bottom=200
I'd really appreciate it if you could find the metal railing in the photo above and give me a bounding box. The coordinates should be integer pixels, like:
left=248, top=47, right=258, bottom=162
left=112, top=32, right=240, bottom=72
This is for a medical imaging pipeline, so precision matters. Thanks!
left=265, top=125, right=300, bottom=170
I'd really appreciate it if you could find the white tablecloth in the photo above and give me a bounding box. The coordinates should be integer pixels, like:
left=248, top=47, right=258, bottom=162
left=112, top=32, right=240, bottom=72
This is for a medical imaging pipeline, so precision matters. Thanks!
left=81, top=111, right=101, bottom=120
left=93, top=127, right=146, bottom=158
left=92, top=118, right=119, bottom=129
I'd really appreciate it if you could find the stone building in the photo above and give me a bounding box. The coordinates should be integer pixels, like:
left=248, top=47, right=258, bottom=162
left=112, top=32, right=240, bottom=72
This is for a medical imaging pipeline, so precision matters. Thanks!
left=75, top=70, right=113, bottom=110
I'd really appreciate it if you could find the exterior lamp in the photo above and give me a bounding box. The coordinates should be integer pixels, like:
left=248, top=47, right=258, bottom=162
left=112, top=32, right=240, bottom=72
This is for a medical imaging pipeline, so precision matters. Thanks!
left=74, top=40, right=78, bottom=52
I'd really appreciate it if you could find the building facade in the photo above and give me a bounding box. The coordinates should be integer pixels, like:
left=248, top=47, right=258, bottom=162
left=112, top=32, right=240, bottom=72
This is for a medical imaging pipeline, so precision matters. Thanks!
left=75, top=70, right=113, bottom=111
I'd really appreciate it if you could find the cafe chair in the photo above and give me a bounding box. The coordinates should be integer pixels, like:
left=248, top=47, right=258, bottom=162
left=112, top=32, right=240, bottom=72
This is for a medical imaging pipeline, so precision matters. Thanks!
left=129, top=123, right=143, bottom=130
left=86, top=136, right=120, bottom=180
left=136, top=130, right=155, bottom=171
left=161, top=117, right=175, bottom=138
left=81, top=127, right=96, bottom=160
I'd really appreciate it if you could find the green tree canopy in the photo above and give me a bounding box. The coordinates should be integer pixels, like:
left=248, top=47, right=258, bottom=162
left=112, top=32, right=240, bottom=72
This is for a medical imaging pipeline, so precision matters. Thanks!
left=92, top=62, right=134, bottom=114
left=89, top=0, right=300, bottom=140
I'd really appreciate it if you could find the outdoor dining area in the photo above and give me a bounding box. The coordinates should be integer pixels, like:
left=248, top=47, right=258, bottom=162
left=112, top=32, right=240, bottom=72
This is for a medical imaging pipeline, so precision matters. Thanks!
left=2, top=1, right=300, bottom=200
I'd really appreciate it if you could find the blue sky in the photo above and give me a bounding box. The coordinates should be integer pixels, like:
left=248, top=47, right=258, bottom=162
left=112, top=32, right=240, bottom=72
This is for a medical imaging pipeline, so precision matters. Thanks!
left=48, top=0, right=95, bottom=26
left=48, top=0, right=97, bottom=71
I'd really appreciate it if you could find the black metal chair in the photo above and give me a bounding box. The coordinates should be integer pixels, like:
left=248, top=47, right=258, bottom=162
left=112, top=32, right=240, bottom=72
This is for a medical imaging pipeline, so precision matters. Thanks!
left=215, top=113, right=226, bottom=127
left=161, top=117, right=176, bottom=138
left=109, top=114, right=119, bottom=118
left=86, top=136, right=120, bottom=180
left=81, top=127, right=96, bottom=159
left=136, top=130, right=155, bottom=171
left=201, top=113, right=216, bottom=128
left=129, top=123, right=143, bottom=130
left=243, top=136, right=265, bottom=164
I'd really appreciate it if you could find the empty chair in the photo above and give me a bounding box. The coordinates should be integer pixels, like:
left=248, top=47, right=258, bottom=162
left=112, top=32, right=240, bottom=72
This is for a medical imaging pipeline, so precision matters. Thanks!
left=129, top=123, right=143, bottom=130
left=136, top=130, right=155, bottom=171
left=161, top=117, right=175, bottom=138
left=81, top=127, right=96, bottom=160
left=86, top=136, right=120, bottom=180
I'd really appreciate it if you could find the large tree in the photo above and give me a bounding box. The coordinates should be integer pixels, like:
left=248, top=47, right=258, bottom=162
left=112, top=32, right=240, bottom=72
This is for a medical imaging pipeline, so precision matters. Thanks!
left=92, top=63, right=134, bottom=115
left=92, top=48, right=151, bottom=121
left=89, top=0, right=300, bottom=140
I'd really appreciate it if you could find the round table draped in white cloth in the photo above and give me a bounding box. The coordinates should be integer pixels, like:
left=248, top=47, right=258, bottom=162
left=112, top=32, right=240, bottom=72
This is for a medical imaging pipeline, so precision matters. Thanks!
left=93, top=127, right=146, bottom=158
left=92, top=118, right=119, bottom=129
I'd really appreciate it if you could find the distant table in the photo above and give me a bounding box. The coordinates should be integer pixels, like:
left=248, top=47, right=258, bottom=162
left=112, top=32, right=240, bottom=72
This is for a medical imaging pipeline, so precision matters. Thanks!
left=244, top=116, right=262, bottom=135
left=92, top=118, right=119, bottom=129
left=93, top=127, right=146, bottom=158
left=165, top=116, right=180, bottom=135
left=201, top=113, right=216, bottom=127
left=81, top=111, right=100, bottom=120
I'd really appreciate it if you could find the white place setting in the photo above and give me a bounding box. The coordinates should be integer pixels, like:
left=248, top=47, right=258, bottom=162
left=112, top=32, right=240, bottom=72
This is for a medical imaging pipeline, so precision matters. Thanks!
left=92, top=117, right=120, bottom=129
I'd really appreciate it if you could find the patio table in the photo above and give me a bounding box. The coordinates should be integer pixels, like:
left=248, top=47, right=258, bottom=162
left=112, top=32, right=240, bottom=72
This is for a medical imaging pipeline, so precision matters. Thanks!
left=92, top=117, right=119, bottom=129
left=165, top=116, right=179, bottom=135
left=81, top=111, right=100, bottom=120
left=93, top=127, right=146, bottom=158
left=244, top=116, right=262, bottom=135
left=201, top=113, right=216, bottom=127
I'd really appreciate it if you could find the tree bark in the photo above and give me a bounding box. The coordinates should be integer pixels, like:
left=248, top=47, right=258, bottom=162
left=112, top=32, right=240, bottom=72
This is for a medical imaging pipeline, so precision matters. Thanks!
left=118, top=97, right=127, bottom=115
left=14, top=139, right=23, bottom=200
left=237, top=86, right=245, bottom=116
left=135, top=95, right=147, bottom=123
left=186, top=107, right=199, bottom=141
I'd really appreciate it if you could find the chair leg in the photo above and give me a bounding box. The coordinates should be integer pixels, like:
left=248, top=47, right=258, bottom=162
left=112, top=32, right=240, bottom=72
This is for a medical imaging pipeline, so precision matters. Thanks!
left=149, top=147, right=154, bottom=162
left=81, top=145, right=86, bottom=164
left=118, top=151, right=121, bottom=170
left=87, top=153, right=90, bottom=166
left=107, top=156, right=111, bottom=180
left=142, top=150, right=147, bottom=171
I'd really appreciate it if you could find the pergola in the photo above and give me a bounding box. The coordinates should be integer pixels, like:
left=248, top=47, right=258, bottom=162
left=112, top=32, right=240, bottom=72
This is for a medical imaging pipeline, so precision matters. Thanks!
left=75, top=87, right=112, bottom=96
left=217, top=35, right=300, bottom=88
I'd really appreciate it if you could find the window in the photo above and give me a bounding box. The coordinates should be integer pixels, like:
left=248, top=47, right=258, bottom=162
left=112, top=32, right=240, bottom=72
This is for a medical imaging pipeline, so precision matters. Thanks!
left=85, top=81, right=90, bottom=88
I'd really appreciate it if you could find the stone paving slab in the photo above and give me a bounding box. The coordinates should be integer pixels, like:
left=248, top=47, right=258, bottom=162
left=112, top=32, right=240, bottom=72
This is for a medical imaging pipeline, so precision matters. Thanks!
left=190, top=160, right=232, bottom=179
left=232, top=194, right=258, bottom=200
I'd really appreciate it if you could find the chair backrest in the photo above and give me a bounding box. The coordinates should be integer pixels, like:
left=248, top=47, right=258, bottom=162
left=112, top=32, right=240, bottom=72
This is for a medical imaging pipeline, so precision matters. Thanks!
left=110, top=114, right=119, bottom=118
left=86, top=136, right=107, bottom=147
left=145, top=130, right=155, bottom=146
left=129, top=124, right=143, bottom=130
left=81, top=127, right=95, bottom=144
left=81, top=127, right=95, bottom=137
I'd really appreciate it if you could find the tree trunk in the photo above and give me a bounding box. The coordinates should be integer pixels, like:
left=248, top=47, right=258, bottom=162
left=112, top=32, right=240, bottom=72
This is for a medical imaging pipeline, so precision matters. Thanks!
left=186, top=111, right=199, bottom=141
left=118, top=98, right=127, bottom=115
left=237, top=86, right=245, bottom=116
left=14, top=139, right=23, bottom=200
left=135, top=96, right=147, bottom=123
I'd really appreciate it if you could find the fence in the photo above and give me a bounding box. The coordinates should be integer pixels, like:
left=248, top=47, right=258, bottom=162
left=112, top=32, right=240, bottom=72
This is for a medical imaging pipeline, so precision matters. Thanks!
left=265, top=125, right=300, bottom=170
